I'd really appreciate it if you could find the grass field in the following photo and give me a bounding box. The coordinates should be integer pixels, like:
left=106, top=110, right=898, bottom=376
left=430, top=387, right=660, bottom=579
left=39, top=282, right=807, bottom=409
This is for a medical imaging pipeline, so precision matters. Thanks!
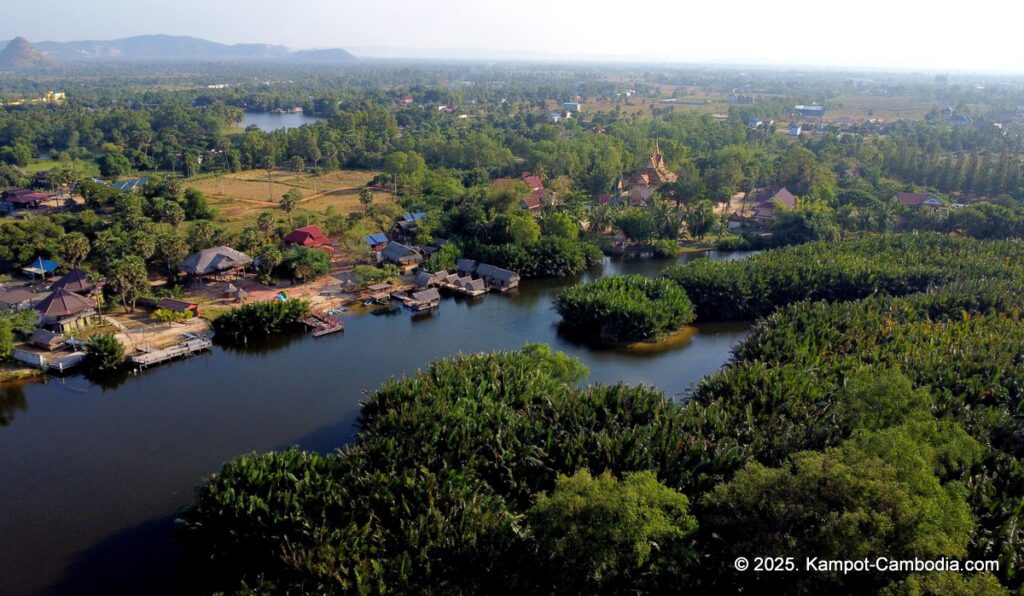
left=22, top=159, right=101, bottom=178
left=189, top=169, right=395, bottom=230
left=824, top=93, right=937, bottom=121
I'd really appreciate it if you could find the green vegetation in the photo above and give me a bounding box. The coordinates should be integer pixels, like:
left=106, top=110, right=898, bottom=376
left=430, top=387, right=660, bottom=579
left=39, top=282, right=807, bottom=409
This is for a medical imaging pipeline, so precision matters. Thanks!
left=84, top=333, right=125, bottom=372
left=211, top=299, right=311, bottom=342
left=662, top=233, right=1024, bottom=320
left=282, top=246, right=330, bottom=280
left=528, top=469, right=698, bottom=592
left=554, top=274, right=695, bottom=342
left=184, top=235, right=1024, bottom=592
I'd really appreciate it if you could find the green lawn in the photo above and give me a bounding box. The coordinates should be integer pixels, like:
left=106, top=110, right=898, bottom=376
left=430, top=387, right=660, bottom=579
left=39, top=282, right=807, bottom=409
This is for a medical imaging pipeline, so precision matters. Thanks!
left=22, top=159, right=101, bottom=179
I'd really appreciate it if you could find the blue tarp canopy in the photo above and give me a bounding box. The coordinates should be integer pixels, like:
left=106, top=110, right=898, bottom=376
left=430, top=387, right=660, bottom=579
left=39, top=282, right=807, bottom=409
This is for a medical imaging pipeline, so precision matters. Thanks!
left=400, top=212, right=426, bottom=222
left=23, top=257, right=59, bottom=276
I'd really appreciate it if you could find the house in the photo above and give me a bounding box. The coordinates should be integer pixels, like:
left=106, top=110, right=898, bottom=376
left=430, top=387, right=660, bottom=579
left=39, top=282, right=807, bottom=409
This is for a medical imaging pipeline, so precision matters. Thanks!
left=392, top=213, right=426, bottom=243
left=283, top=225, right=334, bottom=253
left=748, top=118, right=763, bottom=129
left=112, top=177, right=150, bottom=193
left=407, top=288, right=441, bottom=312
left=454, top=276, right=486, bottom=294
left=563, top=102, right=582, bottom=113
left=156, top=298, right=200, bottom=317
left=790, top=125, right=802, bottom=137
left=523, top=175, right=544, bottom=193
left=456, top=259, right=478, bottom=277
left=50, top=268, right=95, bottom=295
left=401, top=95, right=414, bottom=105
left=415, top=271, right=440, bottom=289
left=895, top=192, right=947, bottom=211
left=751, top=188, right=797, bottom=223
left=0, top=286, right=42, bottom=311
left=548, top=111, right=564, bottom=123
left=474, top=263, right=520, bottom=291
left=727, top=211, right=747, bottom=230
left=380, top=242, right=423, bottom=272
left=521, top=195, right=543, bottom=211
left=30, top=329, right=67, bottom=351
left=3, top=189, right=50, bottom=209
left=362, top=233, right=389, bottom=253
left=794, top=105, right=825, bottom=118
left=180, top=246, right=253, bottom=279
left=34, top=288, right=99, bottom=334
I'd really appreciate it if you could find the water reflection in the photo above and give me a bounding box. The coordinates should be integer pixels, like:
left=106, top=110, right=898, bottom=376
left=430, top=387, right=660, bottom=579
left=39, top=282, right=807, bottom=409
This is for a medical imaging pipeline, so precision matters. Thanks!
left=0, top=383, right=28, bottom=426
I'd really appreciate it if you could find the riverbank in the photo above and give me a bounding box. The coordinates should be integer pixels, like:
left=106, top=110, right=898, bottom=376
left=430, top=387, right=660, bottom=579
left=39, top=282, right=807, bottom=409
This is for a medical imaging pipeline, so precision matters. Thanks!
left=0, top=363, right=44, bottom=385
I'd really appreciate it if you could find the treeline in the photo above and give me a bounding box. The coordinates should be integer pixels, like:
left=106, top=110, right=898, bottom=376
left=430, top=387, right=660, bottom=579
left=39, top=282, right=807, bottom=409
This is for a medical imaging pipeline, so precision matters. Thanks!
left=664, top=233, right=1024, bottom=320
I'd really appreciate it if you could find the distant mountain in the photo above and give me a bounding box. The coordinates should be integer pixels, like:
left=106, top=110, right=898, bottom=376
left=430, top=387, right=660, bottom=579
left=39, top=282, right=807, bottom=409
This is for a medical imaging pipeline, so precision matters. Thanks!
left=0, top=34, right=356, bottom=64
left=0, top=37, right=57, bottom=70
left=290, top=48, right=357, bottom=63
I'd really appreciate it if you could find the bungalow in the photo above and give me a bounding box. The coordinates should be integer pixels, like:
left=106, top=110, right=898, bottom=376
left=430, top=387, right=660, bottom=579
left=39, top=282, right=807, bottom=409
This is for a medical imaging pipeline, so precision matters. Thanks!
left=456, top=259, right=478, bottom=277
left=30, top=329, right=67, bottom=351
left=454, top=276, right=486, bottom=295
left=751, top=188, right=797, bottom=223
left=474, top=263, right=520, bottom=291
left=180, top=246, right=253, bottom=279
left=50, top=267, right=95, bottom=295
left=3, top=190, right=50, bottom=209
left=380, top=242, right=423, bottom=272
left=521, top=195, right=543, bottom=211
left=112, top=177, right=150, bottom=193
left=0, top=286, right=42, bottom=311
left=895, top=192, right=947, bottom=212
left=34, top=287, right=99, bottom=334
left=283, top=225, right=334, bottom=253
left=415, top=271, right=440, bottom=289
left=392, top=213, right=426, bottom=243
left=407, top=288, right=441, bottom=312
left=363, top=232, right=389, bottom=253
left=727, top=211, right=748, bottom=230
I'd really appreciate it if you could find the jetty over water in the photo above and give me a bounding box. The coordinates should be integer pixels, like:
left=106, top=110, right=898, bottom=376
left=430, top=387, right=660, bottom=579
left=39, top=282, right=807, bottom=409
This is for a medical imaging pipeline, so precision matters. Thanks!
left=129, top=336, right=212, bottom=369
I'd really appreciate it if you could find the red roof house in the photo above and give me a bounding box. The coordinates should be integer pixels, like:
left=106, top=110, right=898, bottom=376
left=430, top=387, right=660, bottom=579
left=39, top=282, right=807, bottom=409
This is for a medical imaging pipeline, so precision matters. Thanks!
left=283, top=225, right=334, bottom=252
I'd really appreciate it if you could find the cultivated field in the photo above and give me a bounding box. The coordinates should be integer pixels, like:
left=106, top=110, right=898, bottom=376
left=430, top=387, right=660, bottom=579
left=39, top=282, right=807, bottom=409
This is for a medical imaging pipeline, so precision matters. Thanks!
left=189, top=169, right=394, bottom=229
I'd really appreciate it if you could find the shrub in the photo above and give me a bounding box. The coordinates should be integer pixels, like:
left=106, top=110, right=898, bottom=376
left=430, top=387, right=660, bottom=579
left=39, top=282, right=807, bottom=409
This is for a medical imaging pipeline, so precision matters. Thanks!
left=554, top=274, right=695, bottom=342
left=84, top=333, right=125, bottom=372
left=211, top=299, right=311, bottom=341
left=651, top=238, right=682, bottom=258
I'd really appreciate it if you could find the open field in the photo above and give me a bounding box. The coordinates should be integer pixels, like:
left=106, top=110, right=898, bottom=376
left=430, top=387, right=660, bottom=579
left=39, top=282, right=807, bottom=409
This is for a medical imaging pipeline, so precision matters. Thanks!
left=188, top=169, right=395, bottom=230
left=22, top=158, right=101, bottom=178
left=824, top=93, right=937, bottom=121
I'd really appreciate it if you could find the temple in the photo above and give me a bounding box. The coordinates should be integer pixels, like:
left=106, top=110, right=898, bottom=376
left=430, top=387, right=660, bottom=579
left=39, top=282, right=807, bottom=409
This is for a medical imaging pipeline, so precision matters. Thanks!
left=616, top=142, right=678, bottom=207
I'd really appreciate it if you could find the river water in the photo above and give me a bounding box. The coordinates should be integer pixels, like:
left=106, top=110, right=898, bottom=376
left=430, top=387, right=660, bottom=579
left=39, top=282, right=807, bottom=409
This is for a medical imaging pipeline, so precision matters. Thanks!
left=0, top=252, right=751, bottom=595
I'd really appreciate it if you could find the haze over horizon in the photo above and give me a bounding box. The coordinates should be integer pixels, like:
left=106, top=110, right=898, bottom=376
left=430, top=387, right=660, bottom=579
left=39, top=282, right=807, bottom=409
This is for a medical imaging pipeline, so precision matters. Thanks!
left=2, top=0, right=1023, bottom=72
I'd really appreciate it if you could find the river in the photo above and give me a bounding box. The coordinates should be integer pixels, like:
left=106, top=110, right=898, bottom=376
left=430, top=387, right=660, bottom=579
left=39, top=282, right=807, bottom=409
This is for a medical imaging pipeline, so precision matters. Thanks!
left=0, top=252, right=751, bottom=595
left=239, top=111, right=324, bottom=132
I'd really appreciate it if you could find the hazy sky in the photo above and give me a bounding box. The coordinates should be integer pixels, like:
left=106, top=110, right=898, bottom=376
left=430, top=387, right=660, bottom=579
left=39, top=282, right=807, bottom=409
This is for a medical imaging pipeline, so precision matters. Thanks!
left=4, top=0, right=1022, bottom=71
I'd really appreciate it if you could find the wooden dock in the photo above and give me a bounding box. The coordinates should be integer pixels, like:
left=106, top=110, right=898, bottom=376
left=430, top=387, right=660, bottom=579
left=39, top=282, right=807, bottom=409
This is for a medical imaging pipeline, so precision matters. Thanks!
left=129, top=337, right=212, bottom=368
left=302, top=313, right=345, bottom=337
